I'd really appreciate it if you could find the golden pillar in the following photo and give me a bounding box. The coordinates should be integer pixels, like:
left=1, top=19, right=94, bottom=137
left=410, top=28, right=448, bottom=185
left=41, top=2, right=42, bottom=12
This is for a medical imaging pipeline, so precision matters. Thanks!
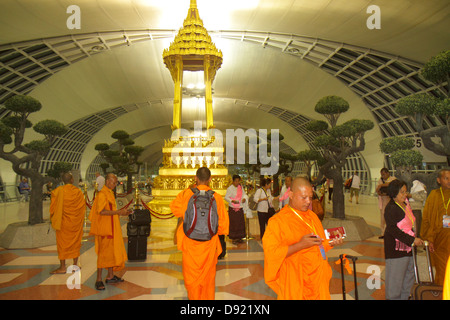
left=148, top=0, right=230, bottom=214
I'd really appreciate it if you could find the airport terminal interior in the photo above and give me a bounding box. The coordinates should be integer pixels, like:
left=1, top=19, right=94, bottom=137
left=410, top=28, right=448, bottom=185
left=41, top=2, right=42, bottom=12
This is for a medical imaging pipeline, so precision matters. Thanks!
left=0, top=0, right=448, bottom=300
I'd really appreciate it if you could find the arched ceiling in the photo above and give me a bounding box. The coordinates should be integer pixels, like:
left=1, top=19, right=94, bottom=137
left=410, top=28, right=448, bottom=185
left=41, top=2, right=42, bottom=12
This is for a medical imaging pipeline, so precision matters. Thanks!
left=0, top=0, right=448, bottom=179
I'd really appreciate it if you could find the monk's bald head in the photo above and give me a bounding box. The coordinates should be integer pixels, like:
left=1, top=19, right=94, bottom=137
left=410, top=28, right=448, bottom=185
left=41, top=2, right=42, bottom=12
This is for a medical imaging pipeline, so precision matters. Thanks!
left=62, top=172, right=73, bottom=184
left=289, top=177, right=313, bottom=212
left=437, top=168, right=450, bottom=190
left=105, top=173, right=118, bottom=189
left=291, top=177, right=312, bottom=190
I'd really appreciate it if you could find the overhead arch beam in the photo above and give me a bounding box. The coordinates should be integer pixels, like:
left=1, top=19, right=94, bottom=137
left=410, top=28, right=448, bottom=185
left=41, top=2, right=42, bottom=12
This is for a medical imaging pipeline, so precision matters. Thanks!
left=0, top=29, right=445, bottom=139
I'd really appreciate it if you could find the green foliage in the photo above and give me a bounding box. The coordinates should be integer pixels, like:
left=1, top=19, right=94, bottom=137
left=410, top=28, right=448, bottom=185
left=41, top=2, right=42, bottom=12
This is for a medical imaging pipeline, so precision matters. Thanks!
left=395, top=93, right=440, bottom=116
left=95, top=129, right=144, bottom=181
left=305, top=120, right=328, bottom=132
left=24, top=140, right=51, bottom=153
left=33, top=120, right=67, bottom=136
left=279, top=152, right=299, bottom=162
left=390, top=149, right=423, bottom=167
left=0, top=122, right=13, bottom=144
left=100, top=163, right=110, bottom=170
left=47, top=162, right=73, bottom=179
left=4, top=95, right=42, bottom=113
left=122, top=138, right=135, bottom=146
left=297, top=149, right=322, bottom=161
left=111, top=130, right=129, bottom=140
left=104, top=150, right=120, bottom=158
left=436, top=98, right=450, bottom=117
left=2, top=116, right=32, bottom=130
left=125, top=145, right=145, bottom=156
left=314, top=95, right=349, bottom=115
left=380, top=136, right=415, bottom=154
left=95, top=143, right=110, bottom=151
left=421, top=50, right=450, bottom=84
left=314, top=134, right=339, bottom=148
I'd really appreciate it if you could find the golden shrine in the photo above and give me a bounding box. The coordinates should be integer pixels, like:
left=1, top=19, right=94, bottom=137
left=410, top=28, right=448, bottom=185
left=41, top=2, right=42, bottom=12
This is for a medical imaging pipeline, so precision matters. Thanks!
left=148, top=0, right=231, bottom=214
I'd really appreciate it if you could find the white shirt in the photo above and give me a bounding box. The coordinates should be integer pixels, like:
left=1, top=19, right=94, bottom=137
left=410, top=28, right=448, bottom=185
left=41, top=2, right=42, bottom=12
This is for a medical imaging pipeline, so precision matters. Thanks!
left=96, top=175, right=105, bottom=191
left=225, top=184, right=248, bottom=209
left=350, top=175, right=360, bottom=189
left=253, top=188, right=273, bottom=213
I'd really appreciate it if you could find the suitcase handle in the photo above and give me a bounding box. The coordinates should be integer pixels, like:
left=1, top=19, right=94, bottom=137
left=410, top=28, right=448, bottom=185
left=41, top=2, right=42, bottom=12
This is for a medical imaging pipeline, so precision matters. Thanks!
left=411, top=242, right=435, bottom=284
left=339, top=254, right=359, bottom=300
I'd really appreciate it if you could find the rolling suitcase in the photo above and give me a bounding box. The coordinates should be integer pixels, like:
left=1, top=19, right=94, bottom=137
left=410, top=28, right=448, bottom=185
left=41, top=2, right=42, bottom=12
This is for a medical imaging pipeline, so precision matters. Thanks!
left=410, top=242, right=443, bottom=300
left=127, top=209, right=151, bottom=261
left=338, top=254, right=359, bottom=300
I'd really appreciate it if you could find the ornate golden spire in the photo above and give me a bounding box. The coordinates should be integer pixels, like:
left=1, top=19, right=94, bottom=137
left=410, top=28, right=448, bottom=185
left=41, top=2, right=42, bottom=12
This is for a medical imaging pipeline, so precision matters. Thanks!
left=163, top=0, right=222, bottom=71
left=163, top=0, right=223, bottom=130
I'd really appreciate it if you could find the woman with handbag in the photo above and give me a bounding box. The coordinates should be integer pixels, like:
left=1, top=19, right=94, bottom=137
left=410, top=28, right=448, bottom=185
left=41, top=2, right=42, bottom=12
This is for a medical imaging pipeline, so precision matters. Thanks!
left=253, top=178, right=278, bottom=239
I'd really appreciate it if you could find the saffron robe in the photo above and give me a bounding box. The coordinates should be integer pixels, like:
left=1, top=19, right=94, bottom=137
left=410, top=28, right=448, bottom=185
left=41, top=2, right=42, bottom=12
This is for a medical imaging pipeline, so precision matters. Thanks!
left=88, top=186, right=127, bottom=271
left=421, top=188, right=450, bottom=285
left=263, top=205, right=333, bottom=300
left=444, top=257, right=450, bottom=300
left=170, top=185, right=229, bottom=300
left=50, top=184, right=86, bottom=260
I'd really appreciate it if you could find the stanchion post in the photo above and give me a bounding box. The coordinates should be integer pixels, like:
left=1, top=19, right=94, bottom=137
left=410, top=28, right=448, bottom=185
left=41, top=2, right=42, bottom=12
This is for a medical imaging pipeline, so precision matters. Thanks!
left=242, top=216, right=254, bottom=241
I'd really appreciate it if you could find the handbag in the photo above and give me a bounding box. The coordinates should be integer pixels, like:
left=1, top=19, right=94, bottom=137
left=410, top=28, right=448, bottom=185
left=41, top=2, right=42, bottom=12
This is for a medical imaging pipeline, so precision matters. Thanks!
left=344, top=176, right=353, bottom=190
left=263, top=188, right=275, bottom=217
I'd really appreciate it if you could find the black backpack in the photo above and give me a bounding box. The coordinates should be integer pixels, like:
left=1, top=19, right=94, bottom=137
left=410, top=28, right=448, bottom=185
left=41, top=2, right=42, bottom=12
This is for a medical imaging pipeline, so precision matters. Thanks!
left=183, top=188, right=218, bottom=241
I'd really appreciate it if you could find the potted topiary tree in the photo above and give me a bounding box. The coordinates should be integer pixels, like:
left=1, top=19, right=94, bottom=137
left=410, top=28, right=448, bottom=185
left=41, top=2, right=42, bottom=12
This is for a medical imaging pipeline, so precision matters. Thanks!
left=95, top=130, right=145, bottom=192
left=0, top=95, right=68, bottom=225
left=394, top=50, right=450, bottom=165
left=306, top=95, right=374, bottom=220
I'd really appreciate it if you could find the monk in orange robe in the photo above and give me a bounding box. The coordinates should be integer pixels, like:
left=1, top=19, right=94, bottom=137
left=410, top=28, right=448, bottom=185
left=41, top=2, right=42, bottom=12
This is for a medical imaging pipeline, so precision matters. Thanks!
left=263, top=177, right=343, bottom=300
left=421, top=169, right=450, bottom=285
left=89, top=173, right=132, bottom=290
left=50, top=172, right=86, bottom=274
left=170, top=167, right=229, bottom=300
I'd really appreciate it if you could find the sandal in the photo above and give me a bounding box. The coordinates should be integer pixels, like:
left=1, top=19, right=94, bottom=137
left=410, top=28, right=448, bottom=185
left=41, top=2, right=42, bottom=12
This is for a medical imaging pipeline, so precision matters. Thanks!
left=105, top=275, right=124, bottom=284
left=95, top=281, right=105, bottom=291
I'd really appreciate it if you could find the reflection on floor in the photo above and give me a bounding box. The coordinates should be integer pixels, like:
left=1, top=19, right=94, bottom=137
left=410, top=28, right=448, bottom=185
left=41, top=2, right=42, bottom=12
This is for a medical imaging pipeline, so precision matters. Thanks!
left=0, top=193, right=387, bottom=300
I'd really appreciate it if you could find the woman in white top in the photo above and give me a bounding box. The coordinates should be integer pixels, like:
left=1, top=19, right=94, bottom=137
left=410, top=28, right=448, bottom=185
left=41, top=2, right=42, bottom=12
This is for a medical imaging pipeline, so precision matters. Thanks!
left=253, top=178, right=278, bottom=239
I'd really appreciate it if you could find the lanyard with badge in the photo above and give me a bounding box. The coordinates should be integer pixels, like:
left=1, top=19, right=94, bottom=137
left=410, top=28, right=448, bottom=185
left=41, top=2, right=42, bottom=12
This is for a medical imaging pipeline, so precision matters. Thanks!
left=441, top=188, right=450, bottom=228
left=288, top=205, right=327, bottom=260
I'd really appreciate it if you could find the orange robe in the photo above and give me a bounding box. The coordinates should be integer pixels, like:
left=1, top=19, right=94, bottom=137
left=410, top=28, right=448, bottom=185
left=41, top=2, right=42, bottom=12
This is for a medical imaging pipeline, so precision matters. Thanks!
left=263, top=205, right=333, bottom=300
left=88, top=186, right=127, bottom=271
left=50, top=184, right=86, bottom=260
left=444, top=257, right=450, bottom=300
left=170, top=185, right=229, bottom=300
left=421, top=188, right=450, bottom=285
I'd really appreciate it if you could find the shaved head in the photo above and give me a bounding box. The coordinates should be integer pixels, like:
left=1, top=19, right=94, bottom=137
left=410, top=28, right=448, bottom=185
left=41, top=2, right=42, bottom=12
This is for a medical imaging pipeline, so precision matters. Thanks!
left=291, top=177, right=312, bottom=191
left=62, top=172, right=73, bottom=184
left=289, top=177, right=313, bottom=212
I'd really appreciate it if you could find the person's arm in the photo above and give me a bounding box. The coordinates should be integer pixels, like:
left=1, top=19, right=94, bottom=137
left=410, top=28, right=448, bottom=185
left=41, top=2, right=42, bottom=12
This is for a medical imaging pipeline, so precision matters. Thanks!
left=224, top=186, right=233, bottom=204
left=384, top=203, right=417, bottom=246
left=100, top=206, right=132, bottom=216
left=286, top=233, right=322, bottom=258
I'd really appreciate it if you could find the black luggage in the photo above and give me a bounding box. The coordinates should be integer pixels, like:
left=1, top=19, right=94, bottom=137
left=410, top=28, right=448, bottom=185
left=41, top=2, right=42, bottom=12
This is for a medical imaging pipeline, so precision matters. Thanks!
left=339, top=254, right=359, bottom=300
left=410, top=242, right=443, bottom=300
left=127, top=209, right=151, bottom=261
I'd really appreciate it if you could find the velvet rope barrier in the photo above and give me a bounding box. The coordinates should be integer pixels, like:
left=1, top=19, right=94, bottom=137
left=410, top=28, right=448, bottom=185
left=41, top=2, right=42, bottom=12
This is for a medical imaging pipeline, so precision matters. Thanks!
left=137, top=186, right=152, bottom=197
left=116, top=187, right=134, bottom=198
left=140, top=199, right=174, bottom=219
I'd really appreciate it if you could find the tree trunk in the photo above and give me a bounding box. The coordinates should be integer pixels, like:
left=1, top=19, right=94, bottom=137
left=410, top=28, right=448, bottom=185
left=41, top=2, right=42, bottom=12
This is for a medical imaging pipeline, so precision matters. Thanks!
left=330, top=169, right=345, bottom=220
left=126, top=173, right=133, bottom=193
left=28, top=175, right=45, bottom=225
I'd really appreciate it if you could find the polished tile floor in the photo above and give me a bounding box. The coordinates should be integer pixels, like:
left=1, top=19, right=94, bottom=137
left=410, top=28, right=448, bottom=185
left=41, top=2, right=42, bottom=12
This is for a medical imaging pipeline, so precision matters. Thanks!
left=0, top=192, right=397, bottom=300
